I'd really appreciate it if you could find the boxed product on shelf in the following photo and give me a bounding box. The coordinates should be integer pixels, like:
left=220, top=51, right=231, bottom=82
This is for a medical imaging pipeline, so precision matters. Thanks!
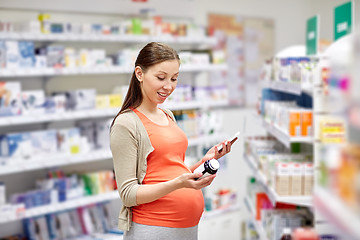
left=30, top=129, right=58, bottom=157
left=77, top=121, right=97, bottom=149
left=95, top=119, right=112, bottom=149
left=46, top=45, right=65, bottom=68
left=109, top=94, right=122, bottom=108
left=23, top=216, right=50, bottom=240
left=0, top=132, right=32, bottom=163
left=96, top=95, right=110, bottom=109
left=64, top=47, right=77, bottom=68
left=18, top=41, right=36, bottom=68
left=56, top=128, right=81, bottom=155
left=74, top=89, right=96, bottom=110
left=0, top=81, right=22, bottom=116
left=21, top=90, right=46, bottom=115
left=4, top=41, right=20, bottom=69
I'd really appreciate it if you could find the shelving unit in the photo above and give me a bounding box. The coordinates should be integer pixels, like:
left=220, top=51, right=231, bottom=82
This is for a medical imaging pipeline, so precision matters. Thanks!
left=0, top=133, right=226, bottom=176
left=0, top=100, right=229, bottom=127
left=261, top=118, right=313, bottom=148
left=0, top=32, right=217, bottom=45
left=0, top=64, right=227, bottom=78
left=244, top=196, right=268, bottom=240
left=244, top=154, right=313, bottom=207
left=0, top=190, right=119, bottom=224
left=262, top=80, right=312, bottom=96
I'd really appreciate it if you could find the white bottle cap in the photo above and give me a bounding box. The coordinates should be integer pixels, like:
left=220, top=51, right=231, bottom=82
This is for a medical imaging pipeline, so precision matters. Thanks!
left=209, top=159, right=220, bottom=170
left=282, top=228, right=292, bottom=235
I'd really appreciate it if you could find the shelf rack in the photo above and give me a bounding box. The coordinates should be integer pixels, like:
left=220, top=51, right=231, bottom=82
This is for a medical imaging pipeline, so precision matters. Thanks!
left=0, top=32, right=217, bottom=45
left=261, top=118, right=313, bottom=148
left=244, top=196, right=268, bottom=240
left=0, top=191, right=119, bottom=224
left=244, top=154, right=313, bottom=207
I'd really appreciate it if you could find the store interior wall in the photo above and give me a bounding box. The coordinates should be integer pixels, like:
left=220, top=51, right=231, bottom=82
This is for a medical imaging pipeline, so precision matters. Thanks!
left=0, top=0, right=356, bottom=235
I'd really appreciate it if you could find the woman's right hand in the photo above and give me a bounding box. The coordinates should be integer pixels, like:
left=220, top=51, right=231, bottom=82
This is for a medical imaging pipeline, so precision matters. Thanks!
left=175, top=172, right=216, bottom=190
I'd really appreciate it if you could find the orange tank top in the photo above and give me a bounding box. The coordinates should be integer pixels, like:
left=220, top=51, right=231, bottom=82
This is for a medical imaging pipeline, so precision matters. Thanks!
left=131, top=108, right=204, bottom=228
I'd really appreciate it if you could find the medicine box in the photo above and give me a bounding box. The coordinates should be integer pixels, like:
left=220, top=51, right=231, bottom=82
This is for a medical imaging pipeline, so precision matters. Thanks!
left=30, top=130, right=57, bottom=157
left=96, top=95, right=110, bottom=109
left=0, top=132, right=32, bottom=162
left=18, top=41, right=35, bottom=68
left=95, top=119, right=111, bottom=149
left=0, top=81, right=22, bottom=116
left=21, top=90, right=46, bottom=115
left=56, top=128, right=81, bottom=155
left=5, top=41, right=20, bottom=69
left=74, top=89, right=96, bottom=110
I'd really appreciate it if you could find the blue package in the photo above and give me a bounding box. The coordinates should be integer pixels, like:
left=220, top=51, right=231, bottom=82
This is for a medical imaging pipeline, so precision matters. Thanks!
left=18, top=41, right=35, bottom=68
left=0, top=132, right=32, bottom=160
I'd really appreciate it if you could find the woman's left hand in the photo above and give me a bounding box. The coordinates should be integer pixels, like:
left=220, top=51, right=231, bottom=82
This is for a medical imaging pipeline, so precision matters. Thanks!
left=203, top=140, right=232, bottom=162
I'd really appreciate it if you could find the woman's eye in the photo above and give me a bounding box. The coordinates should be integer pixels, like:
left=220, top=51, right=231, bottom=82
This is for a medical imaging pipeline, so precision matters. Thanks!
left=157, top=77, right=165, bottom=80
left=171, top=78, right=178, bottom=82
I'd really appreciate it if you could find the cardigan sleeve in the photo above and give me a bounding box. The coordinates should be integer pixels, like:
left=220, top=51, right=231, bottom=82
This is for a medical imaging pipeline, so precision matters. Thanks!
left=110, top=118, right=140, bottom=207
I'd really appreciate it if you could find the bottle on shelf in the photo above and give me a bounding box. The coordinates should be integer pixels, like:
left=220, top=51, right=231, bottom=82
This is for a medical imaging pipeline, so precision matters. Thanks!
left=280, top=227, right=293, bottom=240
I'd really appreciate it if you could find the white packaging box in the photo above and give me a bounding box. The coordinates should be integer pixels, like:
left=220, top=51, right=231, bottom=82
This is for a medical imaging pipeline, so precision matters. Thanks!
left=95, top=119, right=112, bottom=149
left=274, top=162, right=290, bottom=196
left=18, top=41, right=35, bottom=68
left=57, top=128, right=81, bottom=155
left=0, top=81, right=22, bottom=116
left=74, top=89, right=96, bottom=110
left=5, top=41, right=20, bottom=69
left=77, top=120, right=96, bottom=149
left=30, top=129, right=57, bottom=158
left=289, top=162, right=304, bottom=196
left=46, top=45, right=65, bottom=68
left=303, top=162, right=314, bottom=196
left=0, top=132, right=32, bottom=163
left=0, top=41, right=5, bottom=68
left=22, top=90, right=46, bottom=115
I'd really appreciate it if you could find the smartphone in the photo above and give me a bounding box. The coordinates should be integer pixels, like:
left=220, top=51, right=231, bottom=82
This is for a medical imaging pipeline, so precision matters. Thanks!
left=217, top=131, right=240, bottom=153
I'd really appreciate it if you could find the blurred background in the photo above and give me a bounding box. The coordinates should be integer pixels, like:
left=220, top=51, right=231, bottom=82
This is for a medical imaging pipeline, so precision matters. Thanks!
left=0, top=0, right=359, bottom=239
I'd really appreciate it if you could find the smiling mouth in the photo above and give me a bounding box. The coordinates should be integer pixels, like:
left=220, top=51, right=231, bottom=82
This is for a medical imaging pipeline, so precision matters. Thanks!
left=158, top=92, right=168, bottom=97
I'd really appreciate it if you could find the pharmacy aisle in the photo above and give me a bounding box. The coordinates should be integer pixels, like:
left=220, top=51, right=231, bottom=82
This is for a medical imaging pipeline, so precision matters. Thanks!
left=0, top=6, right=235, bottom=239
left=242, top=46, right=320, bottom=240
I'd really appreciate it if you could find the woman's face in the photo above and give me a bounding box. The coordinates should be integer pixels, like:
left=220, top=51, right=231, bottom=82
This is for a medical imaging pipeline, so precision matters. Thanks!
left=136, top=59, right=179, bottom=106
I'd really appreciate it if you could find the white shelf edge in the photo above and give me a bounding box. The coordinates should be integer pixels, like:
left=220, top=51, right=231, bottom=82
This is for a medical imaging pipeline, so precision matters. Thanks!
left=0, top=64, right=226, bottom=78
left=244, top=154, right=313, bottom=207
left=244, top=196, right=268, bottom=240
left=314, top=187, right=360, bottom=239
left=0, top=191, right=119, bottom=224
left=262, top=118, right=313, bottom=148
left=0, top=32, right=217, bottom=45
left=0, top=149, right=112, bottom=176
left=0, top=108, right=119, bottom=127
left=0, top=100, right=228, bottom=127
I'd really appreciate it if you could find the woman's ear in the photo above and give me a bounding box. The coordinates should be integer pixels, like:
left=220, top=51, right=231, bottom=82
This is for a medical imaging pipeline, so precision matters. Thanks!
left=135, top=66, right=143, bottom=82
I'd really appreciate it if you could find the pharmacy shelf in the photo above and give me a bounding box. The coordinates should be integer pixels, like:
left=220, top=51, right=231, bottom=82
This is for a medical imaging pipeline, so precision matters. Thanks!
left=0, top=100, right=229, bottom=127
left=244, top=154, right=313, bottom=207
left=0, top=108, right=119, bottom=127
left=0, top=149, right=112, bottom=176
left=0, top=134, right=225, bottom=176
left=314, top=187, right=360, bottom=239
left=0, top=32, right=217, bottom=45
left=262, top=118, right=313, bottom=148
left=263, top=80, right=313, bottom=96
left=244, top=196, right=268, bottom=240
left=0, top=64, right=227, bottom=78
left=0, top=191, right=119, bottom=224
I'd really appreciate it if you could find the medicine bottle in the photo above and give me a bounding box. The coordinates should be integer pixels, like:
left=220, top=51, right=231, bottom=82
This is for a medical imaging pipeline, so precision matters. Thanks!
left=280, top=227, right=292, bottom=240
left=193, top=159, right=220, bottom=180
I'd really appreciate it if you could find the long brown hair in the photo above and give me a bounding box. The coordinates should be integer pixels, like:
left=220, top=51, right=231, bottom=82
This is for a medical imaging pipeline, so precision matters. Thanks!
left=111, top=42, right=180, bottom=128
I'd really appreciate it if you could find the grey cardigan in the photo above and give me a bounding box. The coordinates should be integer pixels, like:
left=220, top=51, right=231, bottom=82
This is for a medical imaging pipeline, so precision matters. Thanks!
left=110, top=109, right=176, bottom=231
